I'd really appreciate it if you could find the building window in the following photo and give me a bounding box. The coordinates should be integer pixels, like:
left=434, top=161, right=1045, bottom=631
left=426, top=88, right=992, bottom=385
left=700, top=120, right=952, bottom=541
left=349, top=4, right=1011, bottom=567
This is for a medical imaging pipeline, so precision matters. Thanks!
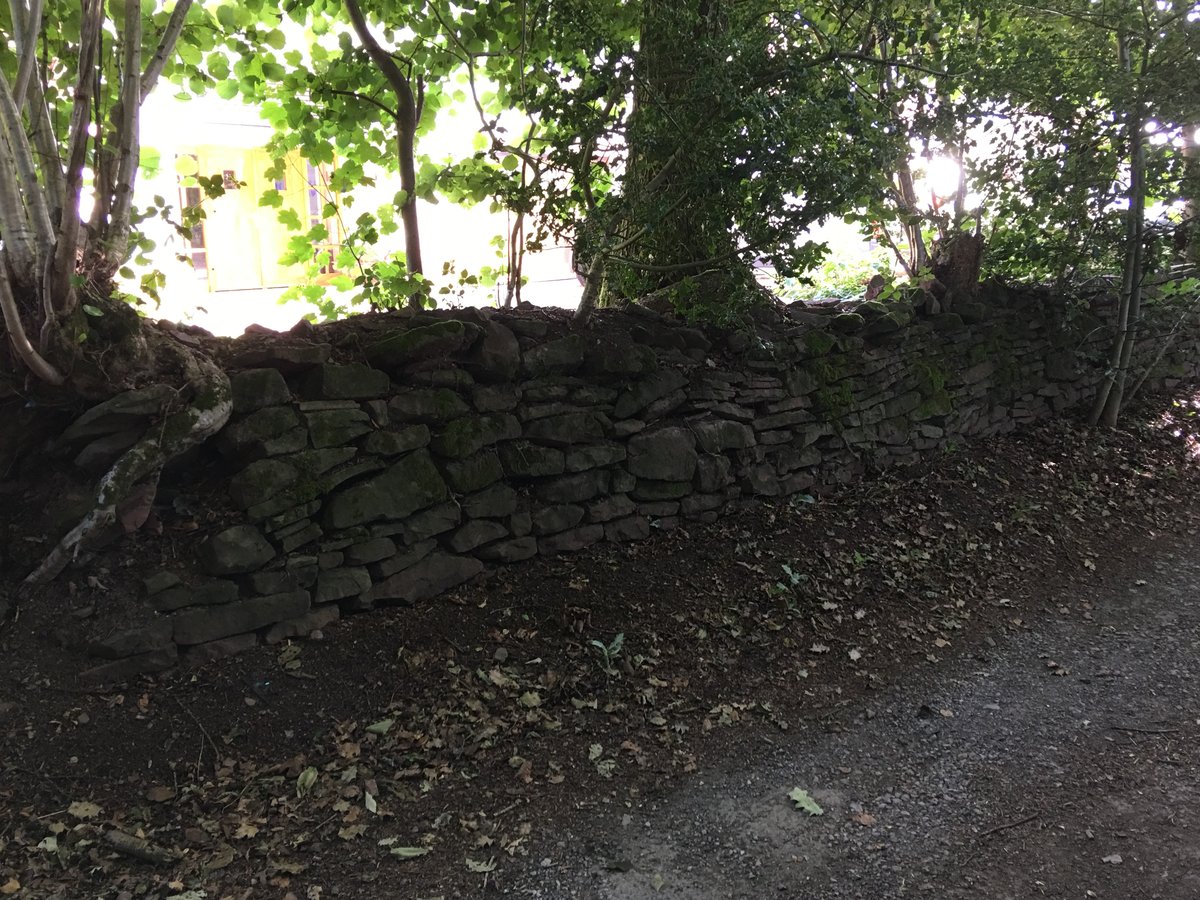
left=307, top=163, right=337, bottom=275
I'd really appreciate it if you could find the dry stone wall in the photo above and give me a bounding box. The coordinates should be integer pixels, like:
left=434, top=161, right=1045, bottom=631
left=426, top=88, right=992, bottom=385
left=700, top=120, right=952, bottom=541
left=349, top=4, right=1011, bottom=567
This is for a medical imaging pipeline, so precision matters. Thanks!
left=71, top=287, right=1200, bottom=681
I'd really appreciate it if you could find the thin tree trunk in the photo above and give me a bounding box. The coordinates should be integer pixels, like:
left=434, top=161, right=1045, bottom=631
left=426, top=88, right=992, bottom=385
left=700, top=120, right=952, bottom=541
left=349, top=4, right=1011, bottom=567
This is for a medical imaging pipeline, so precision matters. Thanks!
left=140, top=0, right=194, bottom=98
left=1090, top=31, right=1144, bottom=427
left=574, top=256, right=606, bottom=324
left=50, top=0, right=104, bottom=314
left=895, top=155, right=928, bottom=274
left=344, top=0, right=424, bottom=309
left=9, top=0, right=43, bottom=107
left=1181, top=123, right=1199, bottom=265
left=101, top=0, right=143, bottom=269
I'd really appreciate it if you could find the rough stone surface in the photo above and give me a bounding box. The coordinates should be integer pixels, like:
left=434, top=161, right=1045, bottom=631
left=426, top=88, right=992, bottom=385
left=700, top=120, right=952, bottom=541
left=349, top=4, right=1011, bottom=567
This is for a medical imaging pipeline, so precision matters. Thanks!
left=303, top=363, right=390, bottom=400
left=388, top=389, right=471, bottom=423
left=627, top=427, right=698, bottom=481
left=172, top=591, right=310, bottom=645
left=464, top=321, right=521, bottom=382
left=448, top=520, right=510, bottom=553
left=88, top=620, right=174, bottom=659
left=523, top=334, right=585, bottom=377
left=80, top=646, right=178, bottom=685
left=153, top=580, right=240, bottom=613
left=371, top=553, right=484, bottom=603
left=476, top=536, right=538, bottom=563
left=264, top=605, right=340, bottom=644
left=229, top=459, right=300, bottom=510
left=367, top=320, right=479, bottom=369
left=61, top=384, right=175, bottom=442
left=463, top=484, right=520, bottom=519
left=314, top=568, right=372, bottom=604
left=431, top=414, right=521, bottom=458
left=363, top=425, right=430, bottom=456
left=532, top=504, right=586, bottom=536
left=77, top=296, right=1200, bottom=674
left=324, top=450, right=448, bottom=529
left=218, top=406, right=303, bottom=459
left=198, top=525, right=276, bottom=576
left=230, top=368, right=292, bottom=413
left=442, top=450, right=505, bottom=493
left=538, top=524, right=604, bottom=554
left=499, top=441, right=565, bottom=478
left=305, top=408, right=374, bottom=449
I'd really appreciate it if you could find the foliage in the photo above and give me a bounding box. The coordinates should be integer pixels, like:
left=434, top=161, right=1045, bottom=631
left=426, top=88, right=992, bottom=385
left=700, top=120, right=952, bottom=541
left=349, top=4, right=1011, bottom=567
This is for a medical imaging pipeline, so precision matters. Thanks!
left=775, top=246, right=895, bottom=304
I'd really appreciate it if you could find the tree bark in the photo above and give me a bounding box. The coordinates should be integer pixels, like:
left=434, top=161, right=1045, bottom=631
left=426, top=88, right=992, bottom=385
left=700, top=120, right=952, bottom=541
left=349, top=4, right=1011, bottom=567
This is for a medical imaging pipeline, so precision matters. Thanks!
left=344, top=0, right=424, bottom=308
left=1090, top=31, right=1145, bottom=427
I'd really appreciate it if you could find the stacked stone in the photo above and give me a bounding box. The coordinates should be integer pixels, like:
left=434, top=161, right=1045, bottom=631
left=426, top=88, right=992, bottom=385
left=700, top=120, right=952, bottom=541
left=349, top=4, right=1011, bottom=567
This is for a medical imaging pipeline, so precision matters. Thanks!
left=65, top=290, right=1200, bottom=679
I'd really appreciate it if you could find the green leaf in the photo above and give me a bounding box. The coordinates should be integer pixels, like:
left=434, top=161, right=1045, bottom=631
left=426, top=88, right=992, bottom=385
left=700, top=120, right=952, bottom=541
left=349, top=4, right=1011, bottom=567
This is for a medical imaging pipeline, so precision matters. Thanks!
left=788, top=788, right=824, bottom=816
left=295, top=766, right=318, bottom=798
left=365, top=718, right=394, bottom=735
left=277, top=209, right=302, bottom=230
left=215, top=79, right=239, bottom=100
left=81, top=304, right=104, bottom=317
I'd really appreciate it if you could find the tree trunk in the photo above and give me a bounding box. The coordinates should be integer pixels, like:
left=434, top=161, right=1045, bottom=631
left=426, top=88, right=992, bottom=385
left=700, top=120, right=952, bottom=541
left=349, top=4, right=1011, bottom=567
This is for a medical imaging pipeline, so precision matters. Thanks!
left=615, top=0, right=738, bottom=300
left=1090, top=32, right=1145, bottom=428
left=1180, top=123, right=1199, bottom=265
left=344, top=0, right=424, bottom=309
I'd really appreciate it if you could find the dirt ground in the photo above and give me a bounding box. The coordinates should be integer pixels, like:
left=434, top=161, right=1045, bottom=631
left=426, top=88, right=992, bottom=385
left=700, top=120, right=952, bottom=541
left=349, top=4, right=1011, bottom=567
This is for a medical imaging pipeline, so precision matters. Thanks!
left=1, top=389, right=1198, bottom=900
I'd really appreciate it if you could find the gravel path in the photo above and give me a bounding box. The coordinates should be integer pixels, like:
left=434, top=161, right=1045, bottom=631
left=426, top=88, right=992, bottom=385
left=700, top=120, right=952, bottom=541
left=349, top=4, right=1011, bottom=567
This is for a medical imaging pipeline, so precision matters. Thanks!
left=510, top=533, right=1200, bottom=899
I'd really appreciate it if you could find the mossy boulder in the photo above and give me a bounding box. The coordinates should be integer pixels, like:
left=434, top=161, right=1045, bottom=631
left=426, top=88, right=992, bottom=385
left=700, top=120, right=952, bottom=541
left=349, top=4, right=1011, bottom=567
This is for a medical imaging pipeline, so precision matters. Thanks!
left=430, top=413, right=521, bottom=459
left=829, top=313, right=865, bottom=334
left=388, top=388, right=471, bottom=424
left=324, top=449, right=449, bottom=529
left=229, top=459, right=301, bottom=510
left=522, top=334, right=585, bottom=377
left=365, top=320, right=481, bottom=370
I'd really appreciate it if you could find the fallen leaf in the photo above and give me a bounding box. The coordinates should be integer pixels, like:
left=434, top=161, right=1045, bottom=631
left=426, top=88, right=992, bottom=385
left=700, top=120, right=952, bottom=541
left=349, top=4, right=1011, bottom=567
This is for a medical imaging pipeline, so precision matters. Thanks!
left=852, top=812, right=877, bottom=827
left=651, top=872, right=666, bottom=891
left=68, top=800, right=102, bottom=820
left=390, top=846, right=430, bottom=859
left=234, top=823, right=259, bottom=840
left=1102, top=853, right=1123, bottom=864
left=466, top=856, right=497, bottom=873
left=365, top=719, right=394, bottom=736
left=296, top=767, right=318, bottom=798
left=0, top=880, right=17, bottom=896
left=788, top=788, right=824, bottom=816
left=518, top=691, right=542, bottom=708
left=146, top=785, right=177, bottom=803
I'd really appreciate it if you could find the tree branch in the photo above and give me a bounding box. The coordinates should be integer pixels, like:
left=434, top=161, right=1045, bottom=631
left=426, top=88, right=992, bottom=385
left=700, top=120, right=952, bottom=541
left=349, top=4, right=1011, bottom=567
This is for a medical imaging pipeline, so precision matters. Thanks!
left=140, top=0, right=194, bottom=99
left=103, top=0, right=144, bottom=262
left=10, top=0, right=44, bottom=107
left=0, top=252, right=65, bottom=385
left=323, top=88, right=398, bottom=120
left=50, top=0, right=103, bottom=313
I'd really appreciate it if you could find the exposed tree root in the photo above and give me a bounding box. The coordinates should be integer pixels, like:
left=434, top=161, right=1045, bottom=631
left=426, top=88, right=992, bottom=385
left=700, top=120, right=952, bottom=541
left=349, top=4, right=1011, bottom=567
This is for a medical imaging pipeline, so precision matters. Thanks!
left=23, top=339, right=231, bottom=586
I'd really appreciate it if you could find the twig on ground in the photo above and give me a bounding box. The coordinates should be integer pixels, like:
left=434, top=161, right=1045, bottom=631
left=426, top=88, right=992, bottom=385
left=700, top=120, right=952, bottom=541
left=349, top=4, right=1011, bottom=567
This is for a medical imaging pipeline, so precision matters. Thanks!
left=1109, top=723, right=1180, bottom=735
left=104, top=828, right=179, bottom=865
left=978, top=812, right=1039, bottom=838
